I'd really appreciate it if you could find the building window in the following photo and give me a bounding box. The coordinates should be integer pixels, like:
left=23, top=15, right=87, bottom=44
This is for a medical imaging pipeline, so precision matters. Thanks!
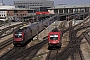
left=59, top=9, right=63, bottom=13
left=18, top=5, right=25, bottom=8
left=14, top=10, right=17, bottom=13
left=85, top=8, right=89, bottom=12
left=40, top=5, right=43, bottom=6
left=28, top=10, right=33, bottom=13
left=64, top=9, right=68, bottom=13
left=74, top=8, right=78, bottom=13
left=69, top=9, right=73, bottom=13
left=17, top=14, right=18, bottom=16
left=79, top=8, right=84, bottom=12
left=8, top=11, right=9, bottom=13
left=54, top=9, right=58, bottom=13
left=3, top=11, right=5, bottom=13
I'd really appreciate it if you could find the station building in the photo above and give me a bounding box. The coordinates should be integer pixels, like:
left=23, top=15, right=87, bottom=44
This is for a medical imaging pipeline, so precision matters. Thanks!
left=48, top=4, right=90, bottom=14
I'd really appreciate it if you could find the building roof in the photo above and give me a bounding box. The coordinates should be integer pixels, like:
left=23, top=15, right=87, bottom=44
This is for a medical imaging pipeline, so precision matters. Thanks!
left=48, top=4, right=90, bottom=9
left=0, top=5, right=35, bottom=11
left=0, top=5, right=15, bottom=9
left=15, top=0, right=50, bottom=1
left=7, top=8, right=35, bottom=10
left=0, top=7, right=35, bottom=11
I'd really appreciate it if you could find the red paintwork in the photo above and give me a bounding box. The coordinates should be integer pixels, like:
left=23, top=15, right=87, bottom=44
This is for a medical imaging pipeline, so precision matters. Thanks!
left=36, top=12, right=49, bottom=14
left=14, top=32, right=24, bottom=42
left=48, top=31, right=61, bottom=44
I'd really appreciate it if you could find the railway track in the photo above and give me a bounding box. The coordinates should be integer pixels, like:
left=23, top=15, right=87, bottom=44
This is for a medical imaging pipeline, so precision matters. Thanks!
left=1, top=16, right=59, bottom=59
left=0, top=47, right=23, bottom=60
left=0, top=22, right=23, bottom=36
left=46, top=16, right=90, bottom=60
left=56, top=20, right=75, bottom=60
left=0, top=38, right=48, bottom=60
left=63, top=16, right=90, bottom=33
left=0, top=25, right=22, bottom=38
left=83, top=31, right=90, bottom=45
left=71, top=46, right=85, bottom=60
left=17, top=40, right=47, bottom=60
left=46, top=50, right=59, bottom=60
left=70, top=29, right=90, bottom=60
left=63, top=19, right=90, bottom=60
left=0, top=38, right=13, bottom=49
left=0, top=20, right=63, bottom=60
left=0, top=15, right=90, bottom=60
left=46, top=20, right=68, bottom=60
left=52, top=28, right=90, bottom=60
left=0, top=25, right=24, bottom=50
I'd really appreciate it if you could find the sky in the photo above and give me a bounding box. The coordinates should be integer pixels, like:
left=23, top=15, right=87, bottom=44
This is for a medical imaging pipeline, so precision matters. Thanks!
left=0, top=0, right=90, bottom=6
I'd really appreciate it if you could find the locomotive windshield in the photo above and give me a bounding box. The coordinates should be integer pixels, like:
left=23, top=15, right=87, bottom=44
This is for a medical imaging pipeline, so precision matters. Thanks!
left=14, top=32, right=22, bottom=38
left=50, top=34, right=58, bottom=40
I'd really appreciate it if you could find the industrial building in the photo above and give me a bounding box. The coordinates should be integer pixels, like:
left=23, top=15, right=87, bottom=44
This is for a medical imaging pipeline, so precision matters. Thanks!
left=14, top=0, right=54, bottom=11
left=0, top=5, right=35, bottom=21
left=0, top=5, right=15, bottom=19
left=48, top=4, right=90, bottom=14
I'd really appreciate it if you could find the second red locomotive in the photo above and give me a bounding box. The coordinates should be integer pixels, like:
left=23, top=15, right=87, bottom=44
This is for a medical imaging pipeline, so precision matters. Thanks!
left=48, top=28, right=62, bottom=50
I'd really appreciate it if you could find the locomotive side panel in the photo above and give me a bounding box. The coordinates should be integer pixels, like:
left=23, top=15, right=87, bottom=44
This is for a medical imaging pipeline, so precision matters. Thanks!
left=38, top=22, right=44, bottom=32
left=24, top=28, right=32, bottom=42
left=31, top=25, right=38, bottom=37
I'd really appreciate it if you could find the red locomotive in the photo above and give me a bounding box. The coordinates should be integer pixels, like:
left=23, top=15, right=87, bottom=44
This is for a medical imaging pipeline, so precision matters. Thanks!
left=13, top=27, right=32, bottom=46
left=48, top=28, right=62, bottom=50
left=13, top=15, right=59, bottom=47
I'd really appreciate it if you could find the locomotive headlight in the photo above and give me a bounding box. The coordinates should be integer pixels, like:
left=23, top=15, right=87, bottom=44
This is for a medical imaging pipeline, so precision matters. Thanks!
left=19, top=34, right=22, bottom=36
left=22, top=39, right=23, bottom=41
left=57, top=41, right=59, bottom=43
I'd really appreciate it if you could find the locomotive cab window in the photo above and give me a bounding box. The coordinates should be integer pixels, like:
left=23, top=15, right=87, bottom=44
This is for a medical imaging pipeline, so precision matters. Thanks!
left=50, top=34, right=58, bottom=40
left=15, top=32, right=22, bottom=38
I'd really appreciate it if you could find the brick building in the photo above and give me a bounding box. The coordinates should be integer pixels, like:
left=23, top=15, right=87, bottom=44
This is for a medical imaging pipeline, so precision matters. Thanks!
left=0, top=5, right=35, bottom=22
